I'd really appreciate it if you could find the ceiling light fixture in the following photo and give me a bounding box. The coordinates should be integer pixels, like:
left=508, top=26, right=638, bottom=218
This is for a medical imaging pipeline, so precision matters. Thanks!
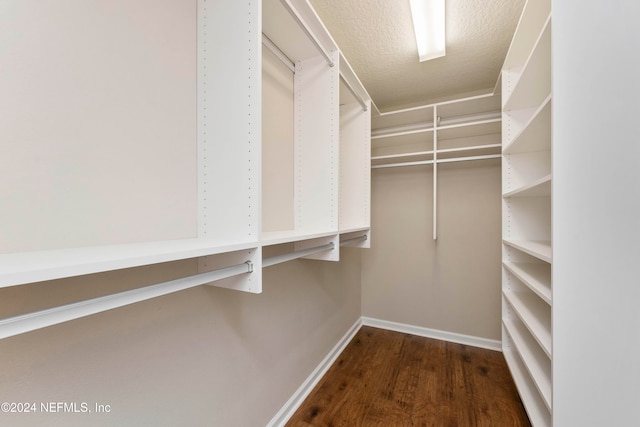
left=409, top=0, right=446, bottom=62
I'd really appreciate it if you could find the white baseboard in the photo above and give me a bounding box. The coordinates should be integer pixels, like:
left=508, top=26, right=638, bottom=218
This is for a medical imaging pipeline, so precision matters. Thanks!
left=361, top=317, right=502, bottom=352
left=268, top=316, right=501, bottom=426
left=266, top=317, right=363, bottom=427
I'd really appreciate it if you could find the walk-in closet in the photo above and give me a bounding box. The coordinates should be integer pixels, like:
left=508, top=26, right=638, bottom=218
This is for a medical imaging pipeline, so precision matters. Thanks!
left=1, top=0, right=638, bottom=426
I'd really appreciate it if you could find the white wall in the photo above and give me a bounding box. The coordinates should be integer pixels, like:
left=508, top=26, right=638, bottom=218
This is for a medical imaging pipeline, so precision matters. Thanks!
left=362, top=149, right=502, bottom=341
left=552, top=1, right=640, bottom=425
left=0, top=0, right=197, bottom=252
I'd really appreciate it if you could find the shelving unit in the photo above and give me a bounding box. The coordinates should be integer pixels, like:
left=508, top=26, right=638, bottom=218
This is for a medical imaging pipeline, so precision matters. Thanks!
left=0, top=0, right=371, bottom=337
left=503, top=317, right=551, bottom=408
left=371, top=93, right=502, bottom=165
left=261, top=0, right=371, bottom=253
left=501, top=0, right=552, bottom=425
left=338, top=54, right=371, bottom=244
left=371, top=92, right=502, bottom=239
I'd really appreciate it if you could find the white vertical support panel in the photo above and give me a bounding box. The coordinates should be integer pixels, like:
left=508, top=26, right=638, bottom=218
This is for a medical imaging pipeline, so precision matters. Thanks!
left=293, top=50, right=340, bottom=234
left=197, top=0, right=261, bottom=291
left=197, top=0, right=261, bottom=243
left=339, top=100, right=371, bottom=236
left=433, top=106, right=438, bottom=240
left=553, top=1, right=640, bottom=425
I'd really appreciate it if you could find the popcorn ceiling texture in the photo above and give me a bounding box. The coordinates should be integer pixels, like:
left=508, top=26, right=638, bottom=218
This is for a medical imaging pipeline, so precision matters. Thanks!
left=309, top=0, right=525, bottom=111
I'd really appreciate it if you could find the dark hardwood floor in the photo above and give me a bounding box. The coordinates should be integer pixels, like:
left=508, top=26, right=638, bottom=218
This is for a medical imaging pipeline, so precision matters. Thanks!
left=286, top=326, right=530, bottom=427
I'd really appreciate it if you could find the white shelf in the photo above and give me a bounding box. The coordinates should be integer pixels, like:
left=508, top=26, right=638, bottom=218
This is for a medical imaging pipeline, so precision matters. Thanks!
left=437, top=118, right=501, bottom=141
left=338, top=226, right=370, bottom=235
left=502, top=2, right=553, bottom=424
left=503, top=346, right=551, bottom=427
left=371, top=150, right=434, bottom=161
left=504, top=174, right=551, bottom=198
left=261, top=230, right=338, bottom=246
left=504, top=239, right=551, bottom=263
left=504, top=319, right=552, bottom=410
left=437, top=143, right=502, bottom=160
left=504, top=289, right=551, bottom=357
left=371, top=123, right=434, bottom=140
left=372, top=106, right=434, bottom=132
left=0, top=238, right=259, bottom=288
left=504, top=95, right=552, bottom=154
left=437, top=93, right=501, bottom=119
left=503, top=261, right=551, bottom=305
left=262, top=0, right=336, bottom=64
left=504, top=16, right=552, bottom=111
left=502, top=0, right=551, bottom=72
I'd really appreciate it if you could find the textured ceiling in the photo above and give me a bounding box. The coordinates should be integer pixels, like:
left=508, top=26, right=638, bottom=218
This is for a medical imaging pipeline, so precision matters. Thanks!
left=308, top=0, right=525, bottom=112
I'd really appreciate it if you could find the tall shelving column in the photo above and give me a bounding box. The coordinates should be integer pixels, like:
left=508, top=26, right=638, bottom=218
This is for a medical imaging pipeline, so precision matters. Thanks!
left=501, top=0, right=552, bottom=425
left=196, top=0, right=262, bottom=293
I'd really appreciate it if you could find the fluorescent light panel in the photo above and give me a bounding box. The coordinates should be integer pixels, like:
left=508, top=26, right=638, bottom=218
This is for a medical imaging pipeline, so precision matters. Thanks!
left=409, top=0, right=446, bottom=62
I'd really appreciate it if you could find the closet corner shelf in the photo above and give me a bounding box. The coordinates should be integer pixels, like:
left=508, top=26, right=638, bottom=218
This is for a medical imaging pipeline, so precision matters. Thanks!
left=503, top=94, right=552, bottom=154
left=0, top=238, right=260, bottom=288
left=503, top=16, right=552, bottom=112
left=503, top=174, right=552, bottom=198
left=503, top=239, right=551, bottom=263
left=503, top=319, right=552, bottom=410
left=503, top=261, right=552, bottom=305
left=503, top=289, right=552, bottom=358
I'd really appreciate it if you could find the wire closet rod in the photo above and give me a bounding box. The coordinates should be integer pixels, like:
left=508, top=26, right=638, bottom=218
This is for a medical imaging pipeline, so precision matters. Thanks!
left=371, top=154, right=501, bottom=169
left=0, top=262, right=253, bottom=340
left=279, top=0, right=334, bottom=67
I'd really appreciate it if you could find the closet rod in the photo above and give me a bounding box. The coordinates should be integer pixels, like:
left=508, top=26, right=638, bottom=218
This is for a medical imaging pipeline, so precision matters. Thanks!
left=262, top=33, right=295, bottom=73
left=437, top=154, right=502, bottom=164
left=263, top=242, right=334, bottom=268
left=340, top=235, right=367, bottom=246
left=339, top=74, right=368, bottom=112
left=0, top=261, right=252, bottom=340
left=279, top=0, right=335, bottom=67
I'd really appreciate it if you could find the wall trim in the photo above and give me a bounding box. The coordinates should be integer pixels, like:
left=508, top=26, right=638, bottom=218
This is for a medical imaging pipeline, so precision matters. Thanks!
left=361, top=317, right=502, bottom=352
left=266, top=317, right=363, bottom=427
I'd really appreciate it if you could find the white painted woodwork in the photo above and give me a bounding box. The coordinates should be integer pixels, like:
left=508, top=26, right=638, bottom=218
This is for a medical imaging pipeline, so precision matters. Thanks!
left=501, top=0, right=551, bottom=425
left=552, top=1, right=640, bottom=426
left=0, top=0, right=372, bottom=333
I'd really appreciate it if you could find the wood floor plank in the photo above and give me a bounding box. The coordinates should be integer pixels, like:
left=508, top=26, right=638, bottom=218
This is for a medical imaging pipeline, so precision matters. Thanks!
left=286, top=326, right=530, bottom=427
